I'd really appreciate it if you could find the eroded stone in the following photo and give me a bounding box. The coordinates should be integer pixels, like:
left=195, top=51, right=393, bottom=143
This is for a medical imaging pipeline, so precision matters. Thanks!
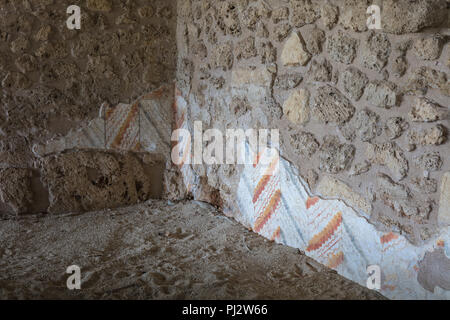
left=385, top=117, right=408, bottom=140
left=213, top=42, right=234, bottom=71
left=363, top=81, right=399, bottom=109
left=409, top=97, right=447, bottom=122
left=340, top=109, right=381, bottom=142
left=274, top=73, right=303, bottom=90
left=290, top=0, right=319, bottom=27
left=326, top=30, right=358, bottom=64
left=290, top=131, right=319, bottom=157
left=360, top=32, right=391, bottom=72
left=312, top=86, right=355, bottom=124
left=341, top=67, right=368, bottom=101
left=87, top=0, right=112, bottom=12
left=303, top=27, right=325, bottom=55
left=318, top=135, right=355, bottom=174
left=0, top=168, right=33, bottom=215
left=383, top=0, right=447, bottom=34
left=407, top=125, right=447, bottom=146
left=366, top=142, right=409, bottom=181
left=320, top=3, right=339, bottom=30
left=283, top=88, right=310, bottom=124
left=40, top=150, right=155, bottom=214
left=414, top=152, right=443, bottom=172
left=411, top=177, right=438, bottom=194
left=413, top=34, right=445, bottom=60
left=281, top=32, right=311, bottom=66
left=308, top=58, right=332, bottom=82
left=316, top=175, right=371, bottom=214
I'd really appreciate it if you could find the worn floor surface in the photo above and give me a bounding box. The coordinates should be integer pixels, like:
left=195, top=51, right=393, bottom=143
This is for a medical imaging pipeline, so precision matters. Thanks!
left=0, top=200, right=385, bottom=300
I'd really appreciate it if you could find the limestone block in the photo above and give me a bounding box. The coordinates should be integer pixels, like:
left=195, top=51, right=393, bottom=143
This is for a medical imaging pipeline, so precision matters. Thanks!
left=282, top=88, right=310, bottom=124
left=409, top=98, right=447, bottom=122
left=231, top=67, right=272, bottom=88
left=407, top=125, right=447, bottom=146
left=316, top=175, right=372, bottom=214
left=382, top=0, right=447, bottom=34
left=366, top=142, right=408, bottom=181
left=281, top=32, right=311, bottom=67
left=363, top=81, right=399, bottom=109
left=312, top=86, right=355, bottom=124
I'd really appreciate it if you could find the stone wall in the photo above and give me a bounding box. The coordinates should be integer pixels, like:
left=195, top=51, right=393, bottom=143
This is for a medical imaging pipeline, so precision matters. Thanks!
left=174, top=0, right=450, bottom=299
left=176, top=0, right=449, bottom=246
left=0, top=0, right=449, bottom=299
left=0, top=0, right=177, bottom=215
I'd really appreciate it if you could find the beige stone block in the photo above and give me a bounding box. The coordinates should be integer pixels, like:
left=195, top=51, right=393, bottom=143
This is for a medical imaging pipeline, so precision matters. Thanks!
left=231, top=67, right=272, bottom=87
left=282, top=88, right=310, bottom=124
left=316, top=175, right=372, bottom=214
left=281, top=32, right=311, bottom=66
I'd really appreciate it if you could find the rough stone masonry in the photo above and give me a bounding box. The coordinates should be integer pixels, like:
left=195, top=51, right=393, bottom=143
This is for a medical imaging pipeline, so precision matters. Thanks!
left=176, top=0, right=449, bottom=247
left=0, top=0, right=449, bottom=299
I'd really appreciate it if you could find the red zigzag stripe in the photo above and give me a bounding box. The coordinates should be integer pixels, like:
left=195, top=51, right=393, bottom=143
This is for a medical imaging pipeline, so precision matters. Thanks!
left=254, top=190, right=281, bottom=233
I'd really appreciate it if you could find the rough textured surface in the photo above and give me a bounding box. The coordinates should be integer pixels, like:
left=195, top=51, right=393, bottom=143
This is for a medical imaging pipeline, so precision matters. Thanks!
left=176, top=0, right=450, bottom=253
left=363, top=81, right=399, bottom=109
left=382, top=0, right=447, bottom=34
left=0, top=0, right=177, bottom=213
left=0, top=200, right=385, bottom=300
left=40, top=150, right=157, bottom=214
left=409, top=98, right=448, bottom=123
left=326, top=30, right=358, bottom=64
left=0, top=168, right=33, bottom=215
left=366, top=142, right=409, bottom=181
left=318, top=135, right=355, bottom=174
left=1, top=0, right=449, bottom=301
left=341, top=67, right=368, bottom=101
left=282, top=88, right=310, bottom=124
left=0, top=0, right=176, bottom=157
left=316, top=175, right=371, bottom=214
left=281, top=32, right=311, bottom=66
left=311, top=86, right=355, bottom=124
left=439, top=173, right=450, bottom=226
left=417, top=248, right=450, bottom=293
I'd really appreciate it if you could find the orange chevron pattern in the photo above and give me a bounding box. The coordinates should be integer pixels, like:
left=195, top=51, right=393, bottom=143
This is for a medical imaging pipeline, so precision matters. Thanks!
left=252, top=157, right=279, bottom=203
left=380, top=232, right=399, bottom=245
left=306, top=211, right=342, bottom=252
left=254, top=189, right=281, bottom=233
left=112, top=102, right=139, bottom=148
left=306, top=196, right=319, bottom=209
left=327, top=251, right=344, bottom=269
left=253, top=151, right=263, bottom=168
left=106, top=102, right=140, bottom=151
left=253, top=175, right=271, bottom=203
left=271, top=226, right=281, bottom=241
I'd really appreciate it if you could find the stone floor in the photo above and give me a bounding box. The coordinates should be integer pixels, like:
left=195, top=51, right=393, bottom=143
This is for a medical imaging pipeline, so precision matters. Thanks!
left=0, top=200, right=385, bottom=300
